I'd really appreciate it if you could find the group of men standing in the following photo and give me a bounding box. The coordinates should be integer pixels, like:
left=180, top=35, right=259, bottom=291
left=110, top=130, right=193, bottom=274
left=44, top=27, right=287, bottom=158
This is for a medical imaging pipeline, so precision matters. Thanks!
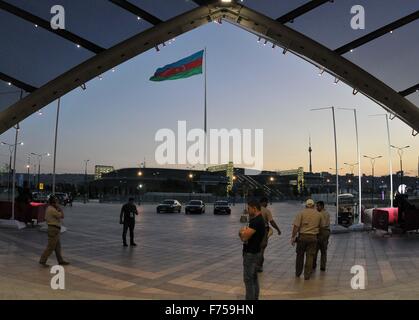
left=239, top=198, right=330, bottom=300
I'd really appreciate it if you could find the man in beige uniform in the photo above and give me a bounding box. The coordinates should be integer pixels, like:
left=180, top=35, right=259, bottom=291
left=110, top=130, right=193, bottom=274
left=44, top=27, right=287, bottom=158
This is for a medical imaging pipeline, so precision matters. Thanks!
left=313, top=201, right=330, bottom=271
left=257, top=197, right=281, bottom=272
left=39, top=195, right=69, bottom=267
left=291, top=199, right=325, bottom=280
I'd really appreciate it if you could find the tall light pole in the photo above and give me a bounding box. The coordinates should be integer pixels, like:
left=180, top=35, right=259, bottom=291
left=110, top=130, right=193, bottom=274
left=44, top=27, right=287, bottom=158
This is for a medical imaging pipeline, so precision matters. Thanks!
left=390, top=145, right=410, bottom=186
left=1, top=141, right=24, bottom=200
left=31, top=152, right=50, bottom=192
left=344, top=162, right=358, bottom=175
left=363, top=155, right=382, bottom=208
left=370, top=114, right=393, bottom=207
left=311, top=107, right=339, bottom=224
left=52, top=98, right=61, bottom=194
left=339, top=108, right=362, bottom=223
left=84, top=160, right=90, bottom=204
left=344, top=162, right=358, bottom=194
left=26, top=161, right=30, bottom=188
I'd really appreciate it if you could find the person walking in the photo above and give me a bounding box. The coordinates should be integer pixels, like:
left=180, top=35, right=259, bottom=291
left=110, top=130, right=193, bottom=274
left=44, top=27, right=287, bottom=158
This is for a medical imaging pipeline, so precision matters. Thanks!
left=39, top=195, right=69, bottom=267
left=291, top=199, right=325, bottom=280
left=257, top=197, right=281, bottom=272
left=239, top=199, right=266, bottom=300
left=120, top=197, right=138, bottom=247
left=313, top=201, right=330, bottom=271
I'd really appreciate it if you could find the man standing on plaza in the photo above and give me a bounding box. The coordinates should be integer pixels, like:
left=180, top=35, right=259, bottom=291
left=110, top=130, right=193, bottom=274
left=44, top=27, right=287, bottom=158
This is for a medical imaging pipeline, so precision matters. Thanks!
left=239, top=199, right=266, bottom=300
left=313, top=201, right=330, bottom=271
left=120, top=197, right=138, bottom=247
left=39, top=195, right=69, bottom=267
left=291, top=199, right=324, bottom=280
left=257, top=197, right=281, bottom=272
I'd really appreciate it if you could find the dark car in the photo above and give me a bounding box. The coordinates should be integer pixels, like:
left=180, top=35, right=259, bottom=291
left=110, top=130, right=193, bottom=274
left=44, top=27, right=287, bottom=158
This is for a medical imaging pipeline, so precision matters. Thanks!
left=32, top=192, right=48, bottom=203
left=49, top=193, right=71, bottom=206
left=156, top=199, right=182, bottom=213
left=214, top=200, right=231, bottom=215
left=185, top=200, right=205, bottom=214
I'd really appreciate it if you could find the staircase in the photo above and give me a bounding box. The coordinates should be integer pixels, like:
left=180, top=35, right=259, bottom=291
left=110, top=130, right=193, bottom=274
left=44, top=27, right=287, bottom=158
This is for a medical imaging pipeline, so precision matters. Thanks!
left=235, top=174, right=283, bottom=199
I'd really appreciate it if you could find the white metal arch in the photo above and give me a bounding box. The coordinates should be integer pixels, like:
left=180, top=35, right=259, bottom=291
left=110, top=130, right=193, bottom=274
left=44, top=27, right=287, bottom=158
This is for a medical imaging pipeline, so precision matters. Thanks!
left=0, top=2, right=418, bottom=133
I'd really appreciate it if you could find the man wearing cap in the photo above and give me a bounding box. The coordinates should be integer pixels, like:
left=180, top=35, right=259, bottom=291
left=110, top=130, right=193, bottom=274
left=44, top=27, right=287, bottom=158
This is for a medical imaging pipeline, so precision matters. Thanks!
left=291, top=199, right=325, bottom=280
left=39, top=195, right=69, bottom=267
left=313, top=201, right=330, bottom=271
left=257, top=197, right=281, bottom=272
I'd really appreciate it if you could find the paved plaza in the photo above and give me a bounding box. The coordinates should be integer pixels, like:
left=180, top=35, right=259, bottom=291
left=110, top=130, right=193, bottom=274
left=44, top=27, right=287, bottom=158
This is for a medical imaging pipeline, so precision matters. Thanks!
left=1, top=201, right=419, bottom=300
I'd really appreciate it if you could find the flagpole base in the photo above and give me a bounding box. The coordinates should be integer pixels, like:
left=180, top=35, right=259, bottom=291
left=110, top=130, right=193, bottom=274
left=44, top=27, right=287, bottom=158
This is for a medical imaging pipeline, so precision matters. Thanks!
left=0, top=219, right=26, bottom=230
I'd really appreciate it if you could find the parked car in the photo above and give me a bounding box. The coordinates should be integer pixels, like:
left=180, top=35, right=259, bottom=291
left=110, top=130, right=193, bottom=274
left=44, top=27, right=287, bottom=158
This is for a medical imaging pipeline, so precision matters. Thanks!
left=32, top=192, right=48, bottom=203
left=156, top=199, right=182, bottom=213
left=214, top=200, right=231, bottom=215
left=50, top=193, right=71, bottom=206
left=185, top=200, right=205, bottom=214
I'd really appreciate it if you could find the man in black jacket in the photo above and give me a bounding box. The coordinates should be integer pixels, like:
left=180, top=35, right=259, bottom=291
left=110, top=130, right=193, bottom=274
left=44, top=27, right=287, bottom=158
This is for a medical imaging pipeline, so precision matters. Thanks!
left=120, top=198, right=138, bottom=247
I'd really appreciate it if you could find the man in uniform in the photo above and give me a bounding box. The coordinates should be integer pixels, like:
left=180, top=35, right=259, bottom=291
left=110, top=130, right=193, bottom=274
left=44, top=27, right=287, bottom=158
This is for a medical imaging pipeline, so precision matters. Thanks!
left=39, top=195, right=69, bottom=267
left=291, top=199, right=325, bottom=280
left=239, top=199, right=266, bottom=300
left=120, top=197, right=138, bottom=247
left=313, top=201, right=330, bottom=271
left=257, top=197, right=281, bottom=272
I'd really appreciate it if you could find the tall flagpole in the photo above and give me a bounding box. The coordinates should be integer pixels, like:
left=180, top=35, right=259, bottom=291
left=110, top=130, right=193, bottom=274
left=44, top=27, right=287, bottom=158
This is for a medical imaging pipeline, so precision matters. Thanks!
left=204, top=47, right=207, bottom=170
left=52, top=98, right=61, bottom=194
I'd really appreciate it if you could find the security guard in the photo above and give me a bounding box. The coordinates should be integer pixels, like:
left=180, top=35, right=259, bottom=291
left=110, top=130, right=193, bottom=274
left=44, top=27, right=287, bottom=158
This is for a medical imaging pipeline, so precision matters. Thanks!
left=291, top=199, right=325, bottom=280
left=120, top=197, right=138, bottom=247
left=39, top=195, right=69, bottom=267
left=313, top=201, right=330, bottom=271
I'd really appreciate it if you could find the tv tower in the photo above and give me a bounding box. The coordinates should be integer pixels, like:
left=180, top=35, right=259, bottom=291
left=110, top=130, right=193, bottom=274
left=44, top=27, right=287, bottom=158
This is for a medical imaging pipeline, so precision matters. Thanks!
left=308, top=135, right=313, bottom=173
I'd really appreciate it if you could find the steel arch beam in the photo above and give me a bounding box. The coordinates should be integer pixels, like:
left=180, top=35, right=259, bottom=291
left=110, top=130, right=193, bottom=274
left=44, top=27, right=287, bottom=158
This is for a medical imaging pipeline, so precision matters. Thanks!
left=223, top=4, right=419, bottom=131
left=0, top=2, right=418, bottom=134
left=0, top=4, right=219, bottom=133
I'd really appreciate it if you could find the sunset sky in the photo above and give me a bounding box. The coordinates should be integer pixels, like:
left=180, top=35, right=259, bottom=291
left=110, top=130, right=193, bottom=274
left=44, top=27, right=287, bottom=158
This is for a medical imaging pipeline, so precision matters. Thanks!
left=0, top=18, right=417, bottom=177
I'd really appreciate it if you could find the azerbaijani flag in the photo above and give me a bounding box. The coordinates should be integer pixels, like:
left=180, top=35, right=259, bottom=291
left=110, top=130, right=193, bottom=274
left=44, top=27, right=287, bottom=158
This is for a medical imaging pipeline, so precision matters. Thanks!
left=150, top=50, right=204, bottom=82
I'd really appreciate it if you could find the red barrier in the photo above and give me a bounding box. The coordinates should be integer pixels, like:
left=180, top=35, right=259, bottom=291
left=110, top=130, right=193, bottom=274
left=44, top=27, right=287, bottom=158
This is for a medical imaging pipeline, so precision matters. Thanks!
left=0, top=201, right=47, bottom=223
left=372, top=208, right=399, bottom=232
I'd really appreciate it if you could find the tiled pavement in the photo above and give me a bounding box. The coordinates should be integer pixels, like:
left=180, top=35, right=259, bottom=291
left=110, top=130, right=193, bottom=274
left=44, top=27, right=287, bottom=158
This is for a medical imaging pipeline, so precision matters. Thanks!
left=1, top=202, right=419, bottom=300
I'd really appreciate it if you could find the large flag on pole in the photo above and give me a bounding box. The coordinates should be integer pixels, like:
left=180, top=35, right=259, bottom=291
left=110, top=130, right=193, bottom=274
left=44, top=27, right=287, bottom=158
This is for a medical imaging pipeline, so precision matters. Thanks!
left=150, top=50, right=204, bottom=82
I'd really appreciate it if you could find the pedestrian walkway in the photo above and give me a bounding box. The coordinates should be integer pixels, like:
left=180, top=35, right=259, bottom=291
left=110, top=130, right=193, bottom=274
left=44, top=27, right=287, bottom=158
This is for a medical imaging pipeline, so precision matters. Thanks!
left=1, top=202, right=419, bottom=299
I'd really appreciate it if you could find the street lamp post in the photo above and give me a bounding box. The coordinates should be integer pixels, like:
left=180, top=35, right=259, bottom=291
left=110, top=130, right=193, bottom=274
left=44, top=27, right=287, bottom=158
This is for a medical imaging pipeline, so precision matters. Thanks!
left=84, top=160, right=90, bottom=204
left=370, top=114, right=394, bottom=207
left=363, top=155, right=382, bottom=208
left=338, top=108, right=362, bottom=223
left=31, top=152, right=50, bottom=192
left=390, top=145, right=410, bottom=186
left=26, top=164, right=30, bottom=187
left=1, top=141, right=24, bottom=200
left=311, top=107, right=339, bottom=224
left=344, top=162, right=358, bottom=194
left=188, top=173, right=194, bottom=195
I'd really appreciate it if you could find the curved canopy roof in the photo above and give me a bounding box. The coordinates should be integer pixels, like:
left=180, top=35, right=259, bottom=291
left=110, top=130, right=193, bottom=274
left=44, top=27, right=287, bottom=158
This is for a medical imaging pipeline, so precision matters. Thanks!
left=1, top=0, right=418, bottom=133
